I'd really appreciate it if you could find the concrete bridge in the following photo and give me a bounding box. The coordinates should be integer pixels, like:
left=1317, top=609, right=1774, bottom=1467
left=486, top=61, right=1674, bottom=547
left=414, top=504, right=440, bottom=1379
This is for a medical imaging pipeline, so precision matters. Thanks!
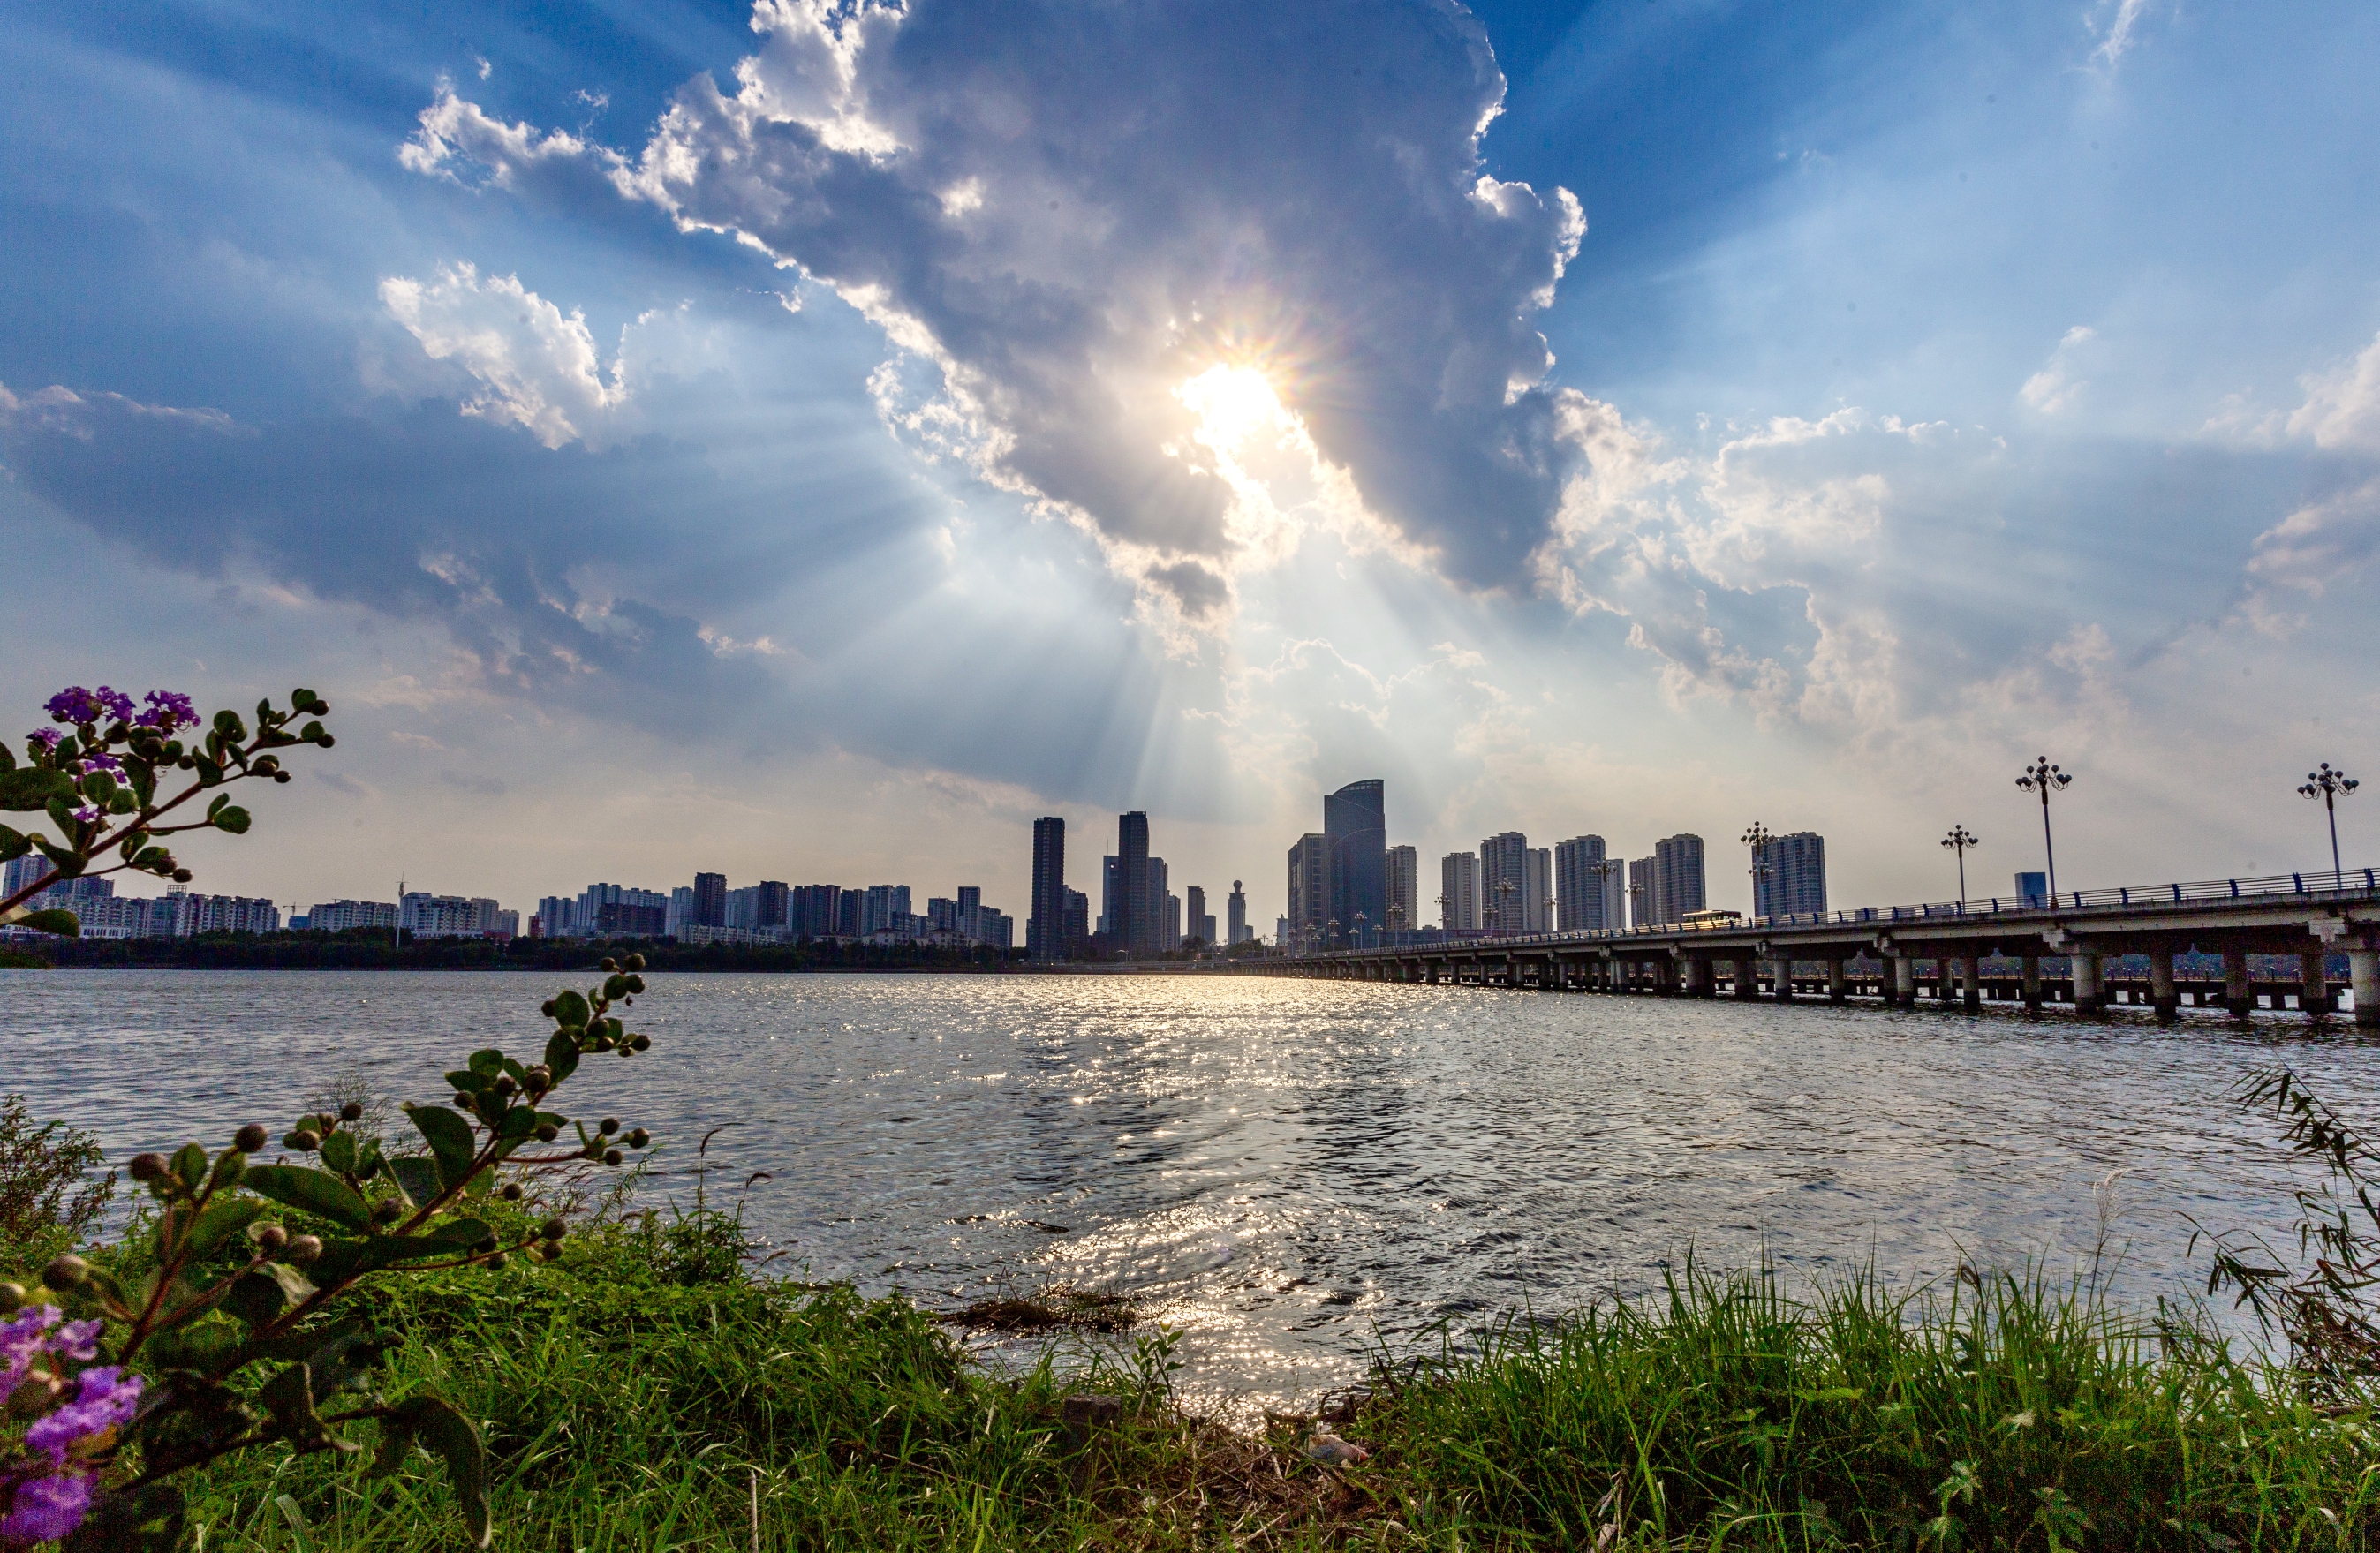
left=1252, top=868, right=2380, bottom=1029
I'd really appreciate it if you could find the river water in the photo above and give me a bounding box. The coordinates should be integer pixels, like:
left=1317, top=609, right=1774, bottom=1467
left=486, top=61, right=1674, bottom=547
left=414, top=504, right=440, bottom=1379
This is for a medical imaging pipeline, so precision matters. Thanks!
left=5, top=969, right=2371, bottom=1412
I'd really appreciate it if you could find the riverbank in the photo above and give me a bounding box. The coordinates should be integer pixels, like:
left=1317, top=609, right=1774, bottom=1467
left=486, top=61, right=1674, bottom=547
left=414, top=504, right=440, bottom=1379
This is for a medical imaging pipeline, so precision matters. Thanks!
left=17, top=933, right=1028, bottom=974
left=174, top=1210, right=2371, bottom=1550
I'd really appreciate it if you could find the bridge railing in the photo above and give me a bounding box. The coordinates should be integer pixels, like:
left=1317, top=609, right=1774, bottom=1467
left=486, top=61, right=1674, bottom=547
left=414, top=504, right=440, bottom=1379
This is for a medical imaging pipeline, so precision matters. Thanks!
left=1279, top=865, right=2379, bottom=959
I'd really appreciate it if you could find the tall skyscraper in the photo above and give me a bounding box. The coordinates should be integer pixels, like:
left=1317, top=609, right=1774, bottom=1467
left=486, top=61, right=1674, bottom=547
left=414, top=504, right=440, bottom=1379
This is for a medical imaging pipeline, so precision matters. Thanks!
left=1440, top=851, right=1480, bottom=931
left=1062, top=889, right=1089, bottom=948
left=1148, top=856, right=1170, bottom=949
left=692, top=871, right=727, bottom=929
left=1754, top=831, right=1827, bottom=916
left=1653, top=833, right=1707, bottom=923
left=790, top=885, right=840, bottom=937
left=1287, top=833, right=1326, bottom=946
left=1324, top=780, right=1387, bottom=941
left=1479, top=832, right=1529, bottom=934
left=756, top=880, right=789, bottom=929
left=1118, top=812, right=1152, bottom=954
left=1554, top=835, right=1610, bottom=931
left=1386, top=845, right=1418, bottom=935
left=1523, top=847, right=1553, bottom=931
left=1185, top=885, right=1208, bottom=946
left=1099, top=854, right=1119, bottom=937
left=1030, top=816, right=1067, bottom=961
left=1602, top=856, right=1628, bottom=931
left=1628, top=856, right=1656, bottom=926
left=1227, top=880, right=1249, bottom=945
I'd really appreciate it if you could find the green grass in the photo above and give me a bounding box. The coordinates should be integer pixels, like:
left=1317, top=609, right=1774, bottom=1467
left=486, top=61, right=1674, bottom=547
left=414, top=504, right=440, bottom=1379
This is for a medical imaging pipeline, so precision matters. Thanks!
left=175, top=1221, right=2380, bottom=1551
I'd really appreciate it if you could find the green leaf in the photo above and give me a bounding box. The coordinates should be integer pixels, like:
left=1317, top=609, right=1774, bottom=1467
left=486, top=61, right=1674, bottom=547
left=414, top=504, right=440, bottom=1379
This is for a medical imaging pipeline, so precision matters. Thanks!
left=190, top=1196, right=268, bottom=1257
left=146, top=1316, right=246, bottom=1375
left=271, top=1493, right=320, bottom=1553
left=224, top=1270, right=288, bottom=1329
left=16, top=908, right=79, bottom=937
left=389, top=1394, right=491, bottom=1548
left=260, top=1363, right=341, bottom=1451
left=444, top=1069, right=491, bottom=1095
left=0, top=768, right=72, bottom=811
left=420, top=1217, right=490, bottom=1247
left=498, top=1104, right=539, bottom=1141
left=82, top=769, right=118, bottom=803
left=319, top=1130, right=358, bottom=1174
left=542, top=1028, right=581, bottom=1085
left=0, top=825, right=26, bottom=861
left=0, top=740, right=11, bottom=771
left=171, top=1142, right=208, bottom=1190
left=404, top=1105, right=478, bottom=1195
left=466, top=1048, right=504, bottom=1076
left=242, top=1165, right=372, bottom=1232
left=551, top=989, right=590, bottom=1028
left=212, top=805, right=251, bottom=834
left=387, top=1155, right=441, bottom=1210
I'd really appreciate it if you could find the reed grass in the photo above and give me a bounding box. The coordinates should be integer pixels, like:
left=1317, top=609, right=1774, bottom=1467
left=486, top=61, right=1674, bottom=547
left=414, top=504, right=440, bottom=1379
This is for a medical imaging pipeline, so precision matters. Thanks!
left=177, top=1218, right=2379, bottom=1550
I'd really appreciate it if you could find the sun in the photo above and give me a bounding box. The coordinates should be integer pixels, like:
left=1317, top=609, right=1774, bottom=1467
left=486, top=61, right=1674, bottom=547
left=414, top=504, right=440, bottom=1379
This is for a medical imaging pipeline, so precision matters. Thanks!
left=1176, top=363, right=1287, bottom=453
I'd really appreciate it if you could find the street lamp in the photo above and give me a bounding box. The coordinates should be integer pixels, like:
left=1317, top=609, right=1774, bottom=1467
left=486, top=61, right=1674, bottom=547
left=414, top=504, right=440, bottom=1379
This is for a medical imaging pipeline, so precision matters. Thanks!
left=1326, top=916, right=1341, bottom=951
left=1493, top=876, right=1517, bottom=937
left=1589, top=856, right=1624, bottom=931
left=1941, top=825, right=1979, bottom=905
left=2300, top=762, right=2360, bottom=889
left=2014, top=757, right=2074, bottom=900
left=1741, top=822, right=1774, bottom=919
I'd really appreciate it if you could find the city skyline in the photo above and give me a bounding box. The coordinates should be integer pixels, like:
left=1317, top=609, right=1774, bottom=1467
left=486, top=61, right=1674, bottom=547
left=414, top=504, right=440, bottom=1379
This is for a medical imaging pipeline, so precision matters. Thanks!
left=4, top=3, right=2376, bottom=925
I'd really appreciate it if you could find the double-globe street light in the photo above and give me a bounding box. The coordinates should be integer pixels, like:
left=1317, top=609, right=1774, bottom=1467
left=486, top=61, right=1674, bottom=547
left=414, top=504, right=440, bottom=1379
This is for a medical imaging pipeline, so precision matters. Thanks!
left=2015, top=757, right=2074, bottom=901
left=1741, top=821, right=1774, bottom=918
left=2300, top=762, right=2360, bottom=889
left=1941, top=825, right=1979, bottom=905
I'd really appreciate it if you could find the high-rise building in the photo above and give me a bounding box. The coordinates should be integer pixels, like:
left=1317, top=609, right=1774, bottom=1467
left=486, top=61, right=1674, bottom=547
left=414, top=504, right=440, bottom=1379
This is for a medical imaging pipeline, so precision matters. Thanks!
left=1554, top=835, right=1610, bottom=931
left=1602, top=856, right=1628, bottom=931
left=1148, top=856, right=1170, bottom=950
left=1099, top=855, right=1119, bottom=937
left=1030, top=817, right=1067, bottom=961
left=789, top=885, right=840, bottom=937
left=1164, top=891, right=1182, bottom=951
left=2014, top=871, right=2047, bottom=907
left=3, top=855, right=57, bottom=898
left=1440, top=851, right=1480, bottom=931
left=1479, top=832, right=1529, bottom=934
left=308, top=900, right=401, bottom=934
left=1754, top=832, right=1827, bottom=916
left=1325, top=780, right=1387, bottom=942
left=1063, top=889, right=1089, bottom=948
left=1523, top=847, right=1553, bottom=932
left=1118, top=812, right=1153, bottom=954
left=1287, top=833, right=1326, bottom=947
left=405, top=893, right=498, bottom=939
left=665, top=886, right=695, bottom=939
left=1651, top=833, right=1706, bottom=924
left=1386, top=845, right=1418, bottom=935
left=1227, top=879, right=1250, bottom=945
left=1185, top=885, right=1207, bottom=946
left=1628, top=856, right=1656, bottom=927
left=692, top=872, right=727, bottom=929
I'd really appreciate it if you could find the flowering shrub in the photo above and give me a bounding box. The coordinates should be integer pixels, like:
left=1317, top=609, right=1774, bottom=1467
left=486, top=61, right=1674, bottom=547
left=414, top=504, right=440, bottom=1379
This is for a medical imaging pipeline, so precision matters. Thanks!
left=0, top=683, right=332, bottom=932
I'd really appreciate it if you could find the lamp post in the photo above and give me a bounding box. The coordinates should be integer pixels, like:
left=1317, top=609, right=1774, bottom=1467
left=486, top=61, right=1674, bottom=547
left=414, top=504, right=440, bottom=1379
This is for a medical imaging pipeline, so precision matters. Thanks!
left=1741, top=822, right=1774, bottom=919
left=1493, top=876, right=1517, bottom=938
left=2299, top=762, right=2360, bottom=890
left=2014, top=757, right=2074, bottom=900
left=1590, top=857, right=1624, bottom=931
left=1941, top=825, right=1979, bottom=905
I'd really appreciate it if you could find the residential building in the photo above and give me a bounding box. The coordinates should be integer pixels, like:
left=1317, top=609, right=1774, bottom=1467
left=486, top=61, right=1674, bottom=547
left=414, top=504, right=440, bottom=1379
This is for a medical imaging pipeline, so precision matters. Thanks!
left=1479, top=832, right=1529, bottom=934
left=1602, top=856, right=1628, bottom=931
left=1164, top=892, right=1182, bottom=951
left=1062, top=889, right=1089, bottom=949
left=1754, top=832, right=1827, bottom=917
left=1098, top=855, right=1118, bottom=936
left=1523, top=847, right=1553, bottom=932
left=1119, top=812, right=1153, bottom=954
left=1386, top=844, right=1418, bottom=934
left=1651, top=833, right=1707, bottom=924
left=665, top=886, right=695, bottom=939
left=2015, top=871, right=2047, bottom=907
left=307, top=900, right=400, bottom=934
left=1030, top=816, right=1067, bottom=961
left=1439, top=851, right=1480, bottom=931
left=1275, top=915, right=1290, bottom=946
left=789, top=885, right=840, bottom=938
left=3, top=855, right=57, bottom=898
left=399, top=893, right=504, bottom=939
left=1325, top=779, right=1387, bottom=942
left=1184, top=885, right=1206, bottom=946
left=1227, top=880, right=1250, bottom=945
left=692, top=871, right=727, bottom=929
left=1148, top=856, right=1171, bottom=950
left=1554, top=836, right=1610, bottom=931
left=1628, top=856, right=1657, bottom=927
left=1287, top=833, right=1326, bottom=947
left=537, top=895, right=577, bottom=937
left=571, top=884, right=668, bottom=938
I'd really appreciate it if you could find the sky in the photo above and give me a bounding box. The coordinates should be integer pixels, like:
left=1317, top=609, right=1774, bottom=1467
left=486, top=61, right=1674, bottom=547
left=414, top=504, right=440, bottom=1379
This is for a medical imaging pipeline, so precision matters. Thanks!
left=6, top=0, right=2380, bottom=929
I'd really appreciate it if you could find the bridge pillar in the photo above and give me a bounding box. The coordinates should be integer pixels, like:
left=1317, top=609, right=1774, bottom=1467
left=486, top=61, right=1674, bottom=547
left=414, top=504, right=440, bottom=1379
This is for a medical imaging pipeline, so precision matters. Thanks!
left=1734, top=955, right=1761, bottom=1001
left=1958, top=954, right=1981, bottom=1013
left=2224, top=949, right=2253, bottom=1016
left=1876, top=951, right=1897, bottom=1006
left=1826, top=958, right=1847, bottom=1003
left=2301, top=946, right=2333, bottom=1018
left=1893, top=954, right=1916, bottom=1006
left=2352, top=947, right=2379, bottom=1030
left=1674, top=954, right=1696, bottom=996
left=1772, top=954, right=1795, bottom=1002
left=2149, top=949, right=2179, bottom=1022
left=2021, top=952, right=2043, bottom=1010
left=2072, top=949, right=2105, bottom=1014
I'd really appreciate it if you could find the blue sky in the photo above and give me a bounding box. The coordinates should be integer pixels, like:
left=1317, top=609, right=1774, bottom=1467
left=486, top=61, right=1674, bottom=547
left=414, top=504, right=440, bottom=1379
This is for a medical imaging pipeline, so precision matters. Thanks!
left=6, top=0, right=2378, bottom=926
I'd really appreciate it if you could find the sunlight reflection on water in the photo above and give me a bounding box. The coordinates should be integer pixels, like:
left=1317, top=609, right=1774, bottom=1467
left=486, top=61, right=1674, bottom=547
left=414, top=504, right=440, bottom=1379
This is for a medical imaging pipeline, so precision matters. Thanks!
left=6, top=969, right=2371, bottom=1414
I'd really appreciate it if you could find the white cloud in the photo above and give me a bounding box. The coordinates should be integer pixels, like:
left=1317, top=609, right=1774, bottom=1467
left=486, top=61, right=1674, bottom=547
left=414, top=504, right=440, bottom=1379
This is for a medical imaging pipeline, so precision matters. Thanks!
left=2090, top=0, right=2155, bottom=69
left=397, top=0, right=1588, bottom=629
left=2244, top=477, right=2380, bottom=626
left=2287, top=328, right=2380, bottom=453
left=2018, top=325, right=2096, bottom=416
left=378, top=262, right=627, bottom=449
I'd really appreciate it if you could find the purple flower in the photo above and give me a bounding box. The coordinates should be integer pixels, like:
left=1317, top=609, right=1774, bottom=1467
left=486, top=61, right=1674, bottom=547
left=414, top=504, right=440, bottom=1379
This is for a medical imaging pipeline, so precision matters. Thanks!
left=135, top=690, right=196, bottom=735
left=49, top=1322, right=100, bottom=1366
left=94, top=688, right=133, bottom=722
left=43, top=688, right=101, bottom=725
left=26, top=727, right=63, bottom=752
left=0, top=1306, right=60, bottom=1395
left=0, top=1470, right=90, bottom=1545
left=75, top=755, right=124, bottom=780
left=25, top=1367, right=143, bottom=1466
left=69, top=805, right=102, bottom=826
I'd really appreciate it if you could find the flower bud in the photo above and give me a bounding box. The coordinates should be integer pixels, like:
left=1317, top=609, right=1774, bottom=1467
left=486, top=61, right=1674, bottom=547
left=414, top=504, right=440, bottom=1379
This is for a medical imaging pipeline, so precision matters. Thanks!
left=624, top=974, right=646, bottom=994
left=625, top=1128, right=651, bottom=1150
left=233, top=1123, right=268, bottom=1153
left=371, top=1198, right=403, bottom=1223
left=255, top=1224, right=289, bottom=1251
left=623, top=953, right=646, bottom=972
left=339, top=1102, right=364, bottom=1123
left=474, top=1234, right=500, bottom=1255
left=129, top=1151, right=170, bottom=1182
left=600, top=957, right=617, bottom=972
left=42, top=1255, right=90, bottom=1288
left=493, top=1074, right=517, bottom=1097
left=540, top=1218, right=566, bottom=1240
left=599, top=1119, right=619, bottom=1135
left=454, top=1093, right=477, bottom=1112
left=500, top=1183, right=524, bottom=1202
left=285, top=1235, right=323, bottom=1263
left=0, top=1283, right=24, bottom=1313
left=630, top=1034, right=652, bottom=1052
left=540, top=999, right=557, bottom=1018
left=534, top=1124, right=560, bottom=1143
left=486, top=1251, right=510, bottom=1270
left=284, top=1129, right=321, bottom=1152
left=603, top=1149, right=623, bottom=1167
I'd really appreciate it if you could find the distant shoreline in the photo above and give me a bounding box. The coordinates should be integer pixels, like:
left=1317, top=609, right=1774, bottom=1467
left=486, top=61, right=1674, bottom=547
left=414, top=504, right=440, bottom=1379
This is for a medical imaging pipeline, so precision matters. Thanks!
left=2, top=935, right=1241, bottom=975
